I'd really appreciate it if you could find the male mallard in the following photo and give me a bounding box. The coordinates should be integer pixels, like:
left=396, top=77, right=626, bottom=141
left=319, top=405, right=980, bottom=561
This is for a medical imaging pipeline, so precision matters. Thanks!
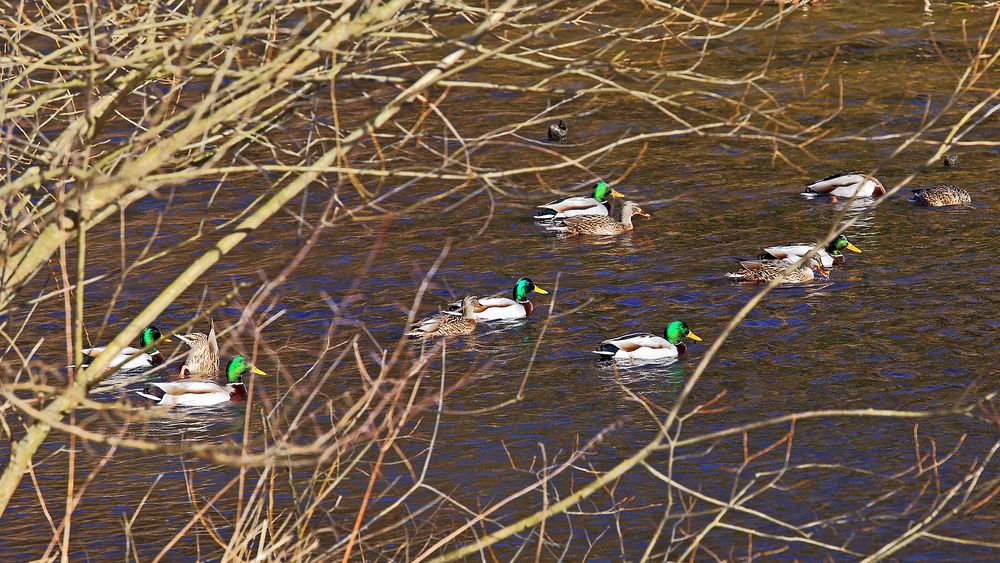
left=909, top=184, right=971, bottom=207
left=726, top=257, right=829, bottom=284
left=593, top=320, right=703, bottom=361
left=534, top=181, right=624, bottom=221
left=445, top=277, right=549, bottom=320
left=137, top=355, right=266, bottom=407
left=176, top=327, right=220, bottom=378
left=548, top=119, right=568, bottom=142
left=803, top=172, right=885, bottom=198
left=407, top=296, right=479, bottom=338
left=551, top=201, right=649, bottom=236
left=760, top=234, right=862, bottom=268
left=81, top=325, right=171, bottom=371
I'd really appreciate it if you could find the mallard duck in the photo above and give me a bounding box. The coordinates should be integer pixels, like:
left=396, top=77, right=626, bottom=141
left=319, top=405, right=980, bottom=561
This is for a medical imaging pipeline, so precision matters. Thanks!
left=548, top=119, right=568, bottom=142
left=176, top=327, right=219, bottom=378
left=550, top=201, right=649, bottom=236
left=909, top=184, right=971, bottom=207
left=760, top=234, right=862, bottom=268
left=593, top=320, right=703, bottom=361
left=534, top=181, right=624, bottom=221
left=726, top=257, right=829, bottom=283
left=137, top=355, right=266, bottom=407
left=407, top=296, right=479, bottom=338
left=80, top=325, right=171, bottom=371
left=803, top=172, right=885, bottom=198
left=445, top=277, right=549, bottom=320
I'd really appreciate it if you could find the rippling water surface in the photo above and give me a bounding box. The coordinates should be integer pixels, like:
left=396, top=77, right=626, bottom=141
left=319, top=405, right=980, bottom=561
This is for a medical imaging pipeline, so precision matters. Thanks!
left=3, top=1, right=999, bottom=560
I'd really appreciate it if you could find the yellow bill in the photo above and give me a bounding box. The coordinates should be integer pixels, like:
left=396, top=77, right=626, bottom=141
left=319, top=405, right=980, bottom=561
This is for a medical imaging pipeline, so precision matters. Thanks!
left=845, top=242, right=862, bottom=253
left=687, top=331, right=703, bottom=342
left=533, top=286, right=550, bottom=295
left=610, top=189, right=625, bottom=198
left=251, top=365, right=267, bottom=376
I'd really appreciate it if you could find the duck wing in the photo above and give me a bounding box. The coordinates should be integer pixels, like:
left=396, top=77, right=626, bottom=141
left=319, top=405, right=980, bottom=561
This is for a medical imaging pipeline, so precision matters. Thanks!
left=761, top=244, right=813, bottom=260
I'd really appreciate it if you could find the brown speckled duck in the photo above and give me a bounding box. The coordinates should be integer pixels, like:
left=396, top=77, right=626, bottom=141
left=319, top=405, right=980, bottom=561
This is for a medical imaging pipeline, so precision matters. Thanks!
left=407, top=296, right=479, bottom=338
left=909, top=185, right=971, bottom=207
left=550, top=201, right=649, bottom=236
left=726, top=257, right=829, bottom=284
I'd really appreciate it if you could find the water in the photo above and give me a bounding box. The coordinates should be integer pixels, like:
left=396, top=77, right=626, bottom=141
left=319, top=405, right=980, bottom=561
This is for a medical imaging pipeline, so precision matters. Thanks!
left=2, top=1, right=999, bottom=560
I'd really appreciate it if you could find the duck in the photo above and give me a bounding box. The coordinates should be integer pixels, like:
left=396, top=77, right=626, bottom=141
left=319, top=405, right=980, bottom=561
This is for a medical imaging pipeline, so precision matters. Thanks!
left=593, top=320, right=703, bottom=361
left=80, top=325, right=171, bottom=371
left=406, top=296, right=479, bottom=338
left=176, top=327, right=220, bottom=378
left=760, top=234, right=862, bottom=268
left=550, top=201, right=649, bottom=236
left=137, top=355, right=266, bottom=407
left=909, top=184, right=971, bottom=207
left=803, top=172, right=885, bottom=199
left=445, top=277, right=549, bottom=320
left=547, top=119, right=568, bottom=142
left=534, top=181, right=624, bottom=221
left=726, top=257, right=829, bottom=284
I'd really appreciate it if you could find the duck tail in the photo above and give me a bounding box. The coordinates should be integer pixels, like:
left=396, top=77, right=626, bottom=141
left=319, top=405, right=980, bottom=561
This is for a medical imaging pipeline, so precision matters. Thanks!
left=592, top=343, right=619, bottom=358
left=136, top=385, right=165, bottom=402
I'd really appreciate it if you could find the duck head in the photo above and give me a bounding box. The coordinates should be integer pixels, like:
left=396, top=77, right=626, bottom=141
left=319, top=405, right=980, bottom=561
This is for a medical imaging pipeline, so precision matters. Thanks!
left=621, top=201, right=650, bottom=220
left=592, top=181, right=625, bottom=203
left=225, top=355, right=267, bottom=385
left=513, top=277, right=549, bottom=303
left=827, top=234, right=862, bottom=257
left=665, top=320, right=703, bottom=345
left=139, top=325, right=171, bottom=352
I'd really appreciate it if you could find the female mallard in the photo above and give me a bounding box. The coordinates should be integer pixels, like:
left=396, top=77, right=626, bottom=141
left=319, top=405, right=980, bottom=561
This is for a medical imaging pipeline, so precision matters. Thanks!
left=910, top=185, right=971, bottom=207
left=548, top=119, right=568, bottom=142
left=445, top=277, right=549, bottom=320
left=551, top=201, right=649, bottom=236
left=593, top=320, right=703, bottom=361
left=803, top=172, right=885, bottom=198
left=726, top=257, right=829, bottom=284
left=534, top=181, right=624, bottom=221
left=760, top=234, right=862, bottom=268
left=176, top=328, right=220, bottom=378
left=407, top=296, right=479, bottom=338
left=81, top=325, right=171, bottom=371
left=137, top=355, right=266, bottom=407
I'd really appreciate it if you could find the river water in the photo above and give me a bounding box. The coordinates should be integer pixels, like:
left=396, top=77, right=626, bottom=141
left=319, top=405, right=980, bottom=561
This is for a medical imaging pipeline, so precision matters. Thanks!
left=2, top=1, right=999, bottom=560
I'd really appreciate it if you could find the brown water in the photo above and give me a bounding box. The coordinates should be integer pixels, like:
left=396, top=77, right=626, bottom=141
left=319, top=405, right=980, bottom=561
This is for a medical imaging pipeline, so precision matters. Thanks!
left=3, top=1, right=1000, bottom=560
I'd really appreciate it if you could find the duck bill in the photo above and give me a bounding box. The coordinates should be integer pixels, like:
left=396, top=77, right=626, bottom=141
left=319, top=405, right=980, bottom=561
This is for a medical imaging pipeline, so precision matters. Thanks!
left=845, top=242, right=862, bottom=253
left=251, top=366, right=267, bottom=376
left=636, top=210, right=651, bottom=218
left=686, top=331, right=704, bottom=342
left=162, top=337, right=173, bottom=343
left=533, top=286, right=550, bottom=295
left=610, top=189, right=625, bottom=198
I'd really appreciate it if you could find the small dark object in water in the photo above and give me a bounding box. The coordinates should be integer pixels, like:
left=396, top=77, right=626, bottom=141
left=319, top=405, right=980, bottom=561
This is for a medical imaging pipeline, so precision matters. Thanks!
left=909, top=184, right=971, bottom=207
left=548, top=119, right=567, bottom=142
left=943, top=154, right=958, bottom=168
